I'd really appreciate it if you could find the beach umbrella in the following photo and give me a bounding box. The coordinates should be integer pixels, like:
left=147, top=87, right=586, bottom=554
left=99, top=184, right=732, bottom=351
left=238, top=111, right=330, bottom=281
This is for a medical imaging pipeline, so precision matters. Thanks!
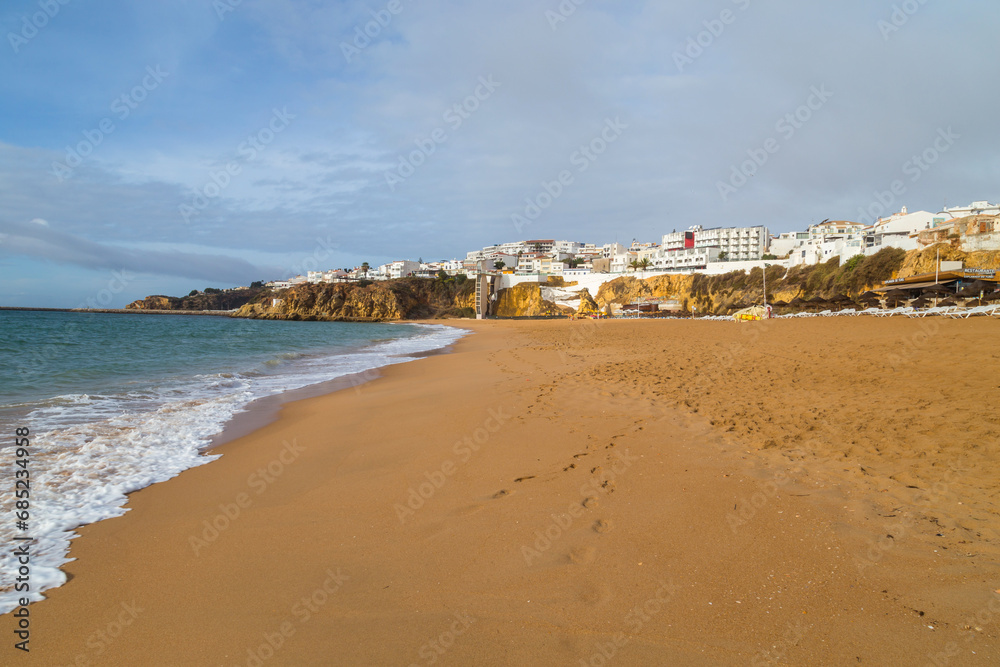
left=828, top=294, right=853, bottom=310
left=923, top=283, right=953, bottom=295
left=883, top=289, right=911, bottom=307
left=984, top=291, right=1000, bottom=302
left=937, top=297, right=959, bottom=307
left=965, top=298, right=986, bottom=307
left=910, top=297, right=930, bottom=309
left=957, top=280, right=989, bottom=297
left=802, top=296, right=828, bottom=310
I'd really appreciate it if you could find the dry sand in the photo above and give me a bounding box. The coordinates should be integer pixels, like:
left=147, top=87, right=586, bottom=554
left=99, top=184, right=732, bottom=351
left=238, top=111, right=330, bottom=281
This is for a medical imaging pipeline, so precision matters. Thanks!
left=22, top=317, right=1000, bottom=665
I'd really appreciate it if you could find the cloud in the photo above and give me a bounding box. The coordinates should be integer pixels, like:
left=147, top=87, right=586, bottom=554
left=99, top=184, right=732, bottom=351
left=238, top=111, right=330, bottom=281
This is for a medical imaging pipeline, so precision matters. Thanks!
left=1, top=0, right=999, bottom=299
left=0, top=219, right=273, bottom=283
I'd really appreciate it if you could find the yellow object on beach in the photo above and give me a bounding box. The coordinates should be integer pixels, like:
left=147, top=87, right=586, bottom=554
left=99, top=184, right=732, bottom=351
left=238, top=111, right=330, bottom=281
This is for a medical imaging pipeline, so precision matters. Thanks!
left=732, top=305, right=772, bottom=321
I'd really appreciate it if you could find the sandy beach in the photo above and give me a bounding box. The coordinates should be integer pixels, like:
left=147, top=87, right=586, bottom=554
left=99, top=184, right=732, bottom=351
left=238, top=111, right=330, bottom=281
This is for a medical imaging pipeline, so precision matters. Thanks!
left=23, top=317, right=1000, bottom=665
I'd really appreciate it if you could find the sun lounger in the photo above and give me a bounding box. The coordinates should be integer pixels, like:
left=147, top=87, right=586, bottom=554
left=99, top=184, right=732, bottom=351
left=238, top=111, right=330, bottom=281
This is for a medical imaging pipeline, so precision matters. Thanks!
left=946, top=304, right=1000, bottom=319
left=910, top=306, right=958, bottom=318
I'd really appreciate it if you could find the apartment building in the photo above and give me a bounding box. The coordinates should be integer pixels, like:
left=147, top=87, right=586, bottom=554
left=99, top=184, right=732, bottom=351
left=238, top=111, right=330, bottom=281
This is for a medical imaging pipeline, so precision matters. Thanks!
left=649, top=246, right=720, bottom=272
left=661, top=225, right=769, bottom=261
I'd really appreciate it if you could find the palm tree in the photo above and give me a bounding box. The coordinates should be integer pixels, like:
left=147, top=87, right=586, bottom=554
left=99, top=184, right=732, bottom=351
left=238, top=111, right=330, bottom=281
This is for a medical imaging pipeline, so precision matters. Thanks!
left=360, top=262, right=370, bottom=278
left=628, top=259, right=640, bottom=272
left=638, top=258, right=651, bottom=272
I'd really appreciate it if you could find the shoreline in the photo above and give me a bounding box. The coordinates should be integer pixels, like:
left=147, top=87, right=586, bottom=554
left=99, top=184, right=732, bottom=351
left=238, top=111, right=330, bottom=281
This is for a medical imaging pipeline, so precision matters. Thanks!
left=206, top=337, right=461, bottom=450
left=20, top=317, right=1000, bottom=664
left=0, top=307, right=238, bottom=316
left=0, top=318, right=468, bottom=617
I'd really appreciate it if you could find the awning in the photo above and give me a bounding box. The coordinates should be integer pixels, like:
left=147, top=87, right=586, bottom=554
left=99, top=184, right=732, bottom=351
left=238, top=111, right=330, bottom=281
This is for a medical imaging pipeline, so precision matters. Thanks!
left=874, top=280, right=957, bottom=292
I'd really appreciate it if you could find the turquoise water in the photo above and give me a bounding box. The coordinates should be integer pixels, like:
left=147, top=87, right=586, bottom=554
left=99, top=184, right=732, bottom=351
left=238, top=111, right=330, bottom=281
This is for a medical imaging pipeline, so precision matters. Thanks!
left=0, top=310, right=467, bottom=613
left=1, top=311, right=423, bottom=407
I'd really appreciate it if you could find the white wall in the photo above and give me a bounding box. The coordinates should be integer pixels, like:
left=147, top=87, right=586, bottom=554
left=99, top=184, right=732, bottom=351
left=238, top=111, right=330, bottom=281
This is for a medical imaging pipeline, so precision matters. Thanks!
left=962, top=232, right=1000, bottom=252
left=702, top=259, right=792, bottom=275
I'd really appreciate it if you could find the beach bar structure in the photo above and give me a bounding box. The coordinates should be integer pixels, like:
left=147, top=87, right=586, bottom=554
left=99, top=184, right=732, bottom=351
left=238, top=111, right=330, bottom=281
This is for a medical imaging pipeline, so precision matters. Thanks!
left=876, top=267, right=999, bottom=295
left=618, top=297, right=681, bottom=318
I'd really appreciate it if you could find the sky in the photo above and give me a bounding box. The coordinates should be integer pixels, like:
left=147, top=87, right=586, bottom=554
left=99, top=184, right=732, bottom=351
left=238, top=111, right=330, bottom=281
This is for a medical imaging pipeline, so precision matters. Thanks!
left=1, top=0, right=998, bottom=307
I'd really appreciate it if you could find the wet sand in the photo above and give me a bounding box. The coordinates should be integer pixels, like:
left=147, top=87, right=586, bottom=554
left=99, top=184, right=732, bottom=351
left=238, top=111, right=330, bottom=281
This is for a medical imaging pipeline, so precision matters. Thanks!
left=24, top=317, right=1000, bottom=665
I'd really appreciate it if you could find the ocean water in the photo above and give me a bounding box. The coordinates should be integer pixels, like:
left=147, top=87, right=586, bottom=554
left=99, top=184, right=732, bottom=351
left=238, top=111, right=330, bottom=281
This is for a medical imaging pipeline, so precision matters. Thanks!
left=0, top=310, right=467, bottom=614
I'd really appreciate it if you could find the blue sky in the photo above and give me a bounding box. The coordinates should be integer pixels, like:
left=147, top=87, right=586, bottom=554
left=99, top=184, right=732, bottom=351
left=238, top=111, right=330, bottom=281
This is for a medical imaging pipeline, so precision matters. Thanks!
left=1, top=0, right=998, bottom=307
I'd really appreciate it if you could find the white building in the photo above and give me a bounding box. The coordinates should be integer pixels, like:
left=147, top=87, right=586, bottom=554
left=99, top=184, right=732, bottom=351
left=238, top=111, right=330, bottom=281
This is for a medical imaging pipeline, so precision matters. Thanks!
left=602, top=242, right=627, bottom=259
left=553, top=240, right=582, bottom=255
left=939, top=200, right=999, bottom=219
left=306, top=269, right=350, bottom=283
left=609, top=253, right=633, bottom=273
left=649, top=246, right=720, bottom=272
left=385, top=260, right=420, bottom=279
left=769, top=231, right=811, bottom=257
left=789, top=238, right=848, bottom=266
left=661, top=225, right=769, bottom=261
left=575, top=244, right=604, bottom=260
left=856, top=207, right=933, bottom=258
left=807, top=220, right=867, bottom=241
left=870, top=207, right=936, bottom=236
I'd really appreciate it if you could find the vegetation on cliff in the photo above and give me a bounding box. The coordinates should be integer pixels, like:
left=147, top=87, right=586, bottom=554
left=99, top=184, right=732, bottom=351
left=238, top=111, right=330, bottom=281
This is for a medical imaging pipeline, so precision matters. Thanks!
left=501, top=247, right=921, bottom=317
left=130, top=246, right=1000, bottom=320
left=234, top=277, right=475, bottom=321
left=596, top=248, right=909, bottom=315
left=126, top=287, right=265, bottom=311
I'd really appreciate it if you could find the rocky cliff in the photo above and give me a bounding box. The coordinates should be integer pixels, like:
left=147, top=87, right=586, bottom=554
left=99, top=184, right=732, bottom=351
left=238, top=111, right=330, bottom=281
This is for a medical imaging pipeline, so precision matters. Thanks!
left=493, top=282, right=564, bottom=317
left=127, top=288, right=265, bottom=311
left=233, top=278, right=475, bottom=321
left=492, top=247, right=1000, bottom=317
left=899, top=244, right=1000, bottom=277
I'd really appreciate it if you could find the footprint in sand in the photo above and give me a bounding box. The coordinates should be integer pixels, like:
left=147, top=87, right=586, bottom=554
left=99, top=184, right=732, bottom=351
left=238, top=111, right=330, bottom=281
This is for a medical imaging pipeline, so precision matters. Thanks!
left=514, top=475, right=536, bottom=483
left=582, top=496, right=598, bottom=509
left=576, top=581, right=611, bottom=605
left=563, top=463, right=577, bottom=472
left=593, top=519, right=614, bottom=534
left=449, top=504, right=486, bottom=520
left=568, top=546, right=597, bottom=565
left=492, top=489, right=511, bottom=499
